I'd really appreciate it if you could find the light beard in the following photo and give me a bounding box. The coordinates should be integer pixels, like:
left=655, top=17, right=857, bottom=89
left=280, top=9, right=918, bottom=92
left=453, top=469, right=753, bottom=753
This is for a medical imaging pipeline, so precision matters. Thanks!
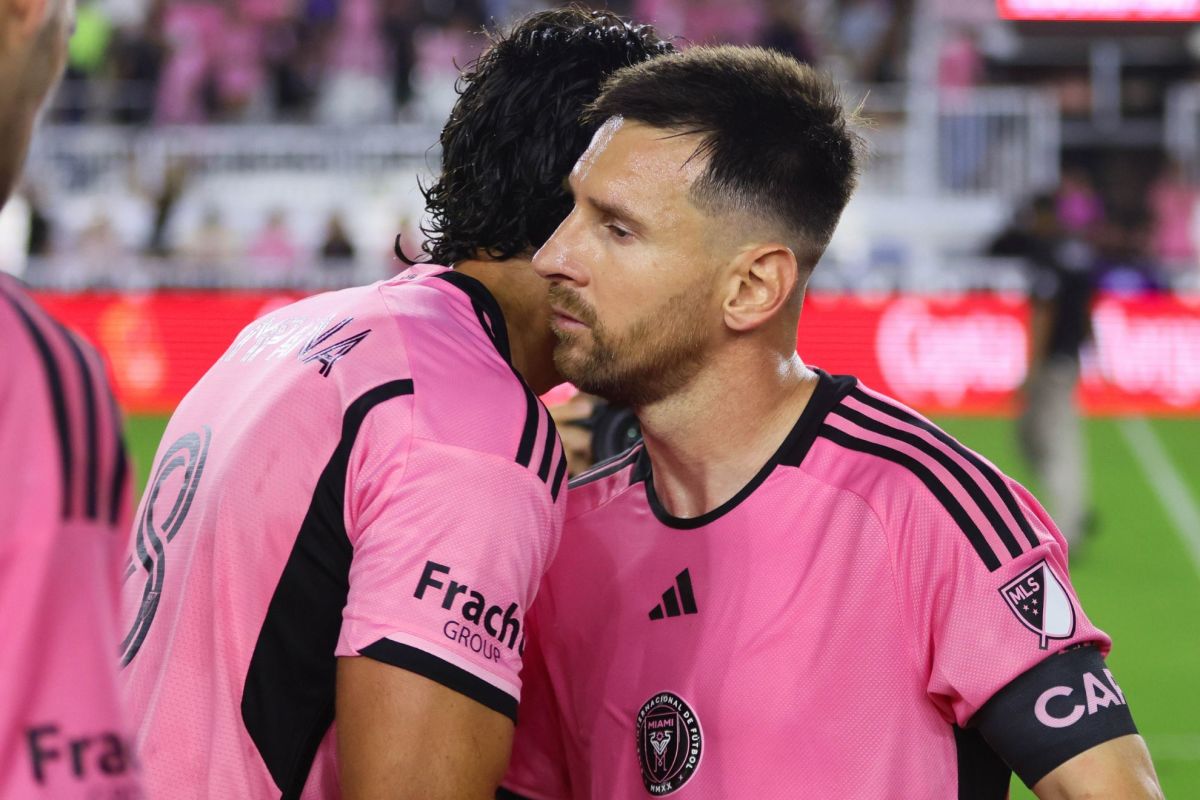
left=553, top=282, right=711, bottom=408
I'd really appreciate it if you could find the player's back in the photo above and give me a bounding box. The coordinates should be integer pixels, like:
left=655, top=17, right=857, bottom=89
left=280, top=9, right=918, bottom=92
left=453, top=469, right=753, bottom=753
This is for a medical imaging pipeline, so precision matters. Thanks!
left=0, top=276, right=139, bottom=798
left=120, top=265, right=567, bottom=798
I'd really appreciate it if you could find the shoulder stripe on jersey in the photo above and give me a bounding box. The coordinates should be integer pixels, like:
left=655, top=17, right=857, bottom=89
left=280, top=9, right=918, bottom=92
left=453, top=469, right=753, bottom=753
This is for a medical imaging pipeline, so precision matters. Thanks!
left=63, top=331, right=101, bottom=520
left=568, top=444, right=642, bottom=489
left=850, top=388, right=1040, bottom=549
left=77, top=338, right=130, bottom=527
left=819, top=423, right=1003, bottom=571
left=104, top=378, right=130, bottom=526
left=242, top=378, right=414, bottom=799
left=3, top=288, right=73, bottom=518
left=515, top=385, right=540, bottom=469
left=536, top=405, right=557, bottom=483
left=550, top=449, right=569, bottom=501
left=360, top=638, right=518, bottom=722
left=831, top=405, right=1026, bottom=559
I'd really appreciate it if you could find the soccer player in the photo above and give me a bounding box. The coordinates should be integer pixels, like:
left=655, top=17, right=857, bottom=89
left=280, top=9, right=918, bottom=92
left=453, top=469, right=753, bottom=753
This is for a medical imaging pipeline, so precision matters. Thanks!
left=0, top=0, right=141, bottom=795
left=117, top=9, right=671, bottom=800
left=501, top=47, right=1163, bottom=799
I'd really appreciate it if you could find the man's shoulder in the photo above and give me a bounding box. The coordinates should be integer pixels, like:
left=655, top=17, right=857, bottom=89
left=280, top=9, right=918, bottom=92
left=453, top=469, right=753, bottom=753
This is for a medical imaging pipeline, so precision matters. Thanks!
left=807, top=382, right=1048, bottom=572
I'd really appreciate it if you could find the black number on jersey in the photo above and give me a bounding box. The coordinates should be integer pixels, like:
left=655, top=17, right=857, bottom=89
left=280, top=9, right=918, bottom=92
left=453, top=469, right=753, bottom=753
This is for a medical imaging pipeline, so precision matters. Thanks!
left=119, top=426, right=212, bottom=667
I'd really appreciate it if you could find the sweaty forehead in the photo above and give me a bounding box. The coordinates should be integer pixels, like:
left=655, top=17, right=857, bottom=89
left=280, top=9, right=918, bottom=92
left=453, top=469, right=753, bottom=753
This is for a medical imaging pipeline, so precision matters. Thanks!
left=573, top=119, right=706, bottom=196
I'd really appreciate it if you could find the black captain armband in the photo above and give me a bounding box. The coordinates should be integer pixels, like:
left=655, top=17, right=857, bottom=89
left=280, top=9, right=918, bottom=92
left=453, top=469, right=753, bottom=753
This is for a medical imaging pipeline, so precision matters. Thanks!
left=971, top=644, right=1138, bottom=788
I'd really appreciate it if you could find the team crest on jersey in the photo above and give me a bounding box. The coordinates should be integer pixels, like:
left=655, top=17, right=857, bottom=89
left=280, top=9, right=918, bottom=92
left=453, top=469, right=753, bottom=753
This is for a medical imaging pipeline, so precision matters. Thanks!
left=999, top=559, right=1076, bottom=649
left=635, top=691, right=702, bottom=795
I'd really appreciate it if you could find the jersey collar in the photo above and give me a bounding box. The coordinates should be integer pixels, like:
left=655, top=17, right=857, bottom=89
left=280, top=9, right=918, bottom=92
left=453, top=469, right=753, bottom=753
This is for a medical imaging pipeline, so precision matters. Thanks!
left=631, top=369, right=858, bottom=530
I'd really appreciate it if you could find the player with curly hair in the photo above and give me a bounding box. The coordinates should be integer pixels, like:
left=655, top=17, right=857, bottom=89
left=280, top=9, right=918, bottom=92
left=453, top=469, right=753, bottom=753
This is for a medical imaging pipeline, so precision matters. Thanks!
left=118, top=10, right=672, bottom=799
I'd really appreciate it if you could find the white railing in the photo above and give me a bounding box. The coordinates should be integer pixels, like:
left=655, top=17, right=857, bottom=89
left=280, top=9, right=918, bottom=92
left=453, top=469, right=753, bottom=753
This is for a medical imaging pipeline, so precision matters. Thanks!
left=851, top=84, right=1060, bottom=197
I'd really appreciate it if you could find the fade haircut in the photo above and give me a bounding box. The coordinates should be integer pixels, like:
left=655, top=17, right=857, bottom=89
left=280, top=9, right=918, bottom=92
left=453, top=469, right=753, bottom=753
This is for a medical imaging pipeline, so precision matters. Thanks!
left=587, top=45, right=864, bottom=269
left=408, top=8, right=674, bottom=266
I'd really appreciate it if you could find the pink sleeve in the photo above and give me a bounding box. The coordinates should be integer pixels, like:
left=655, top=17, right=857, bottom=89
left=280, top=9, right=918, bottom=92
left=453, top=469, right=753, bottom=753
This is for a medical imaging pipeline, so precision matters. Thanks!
left=896, top=478, right=1110, bottom=726
left=502, top=604, right=572, bottom=800
left=335, top=407, right=563, bottom=722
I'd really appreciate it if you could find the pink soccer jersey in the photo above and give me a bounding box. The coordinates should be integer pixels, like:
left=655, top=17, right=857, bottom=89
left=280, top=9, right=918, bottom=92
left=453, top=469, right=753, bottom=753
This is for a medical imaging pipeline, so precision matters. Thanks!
left=0, top=276, right=140, bottom=798
left=503, top=370, right=1137, bottom=799
left=119, top=265, right=567, bottom=798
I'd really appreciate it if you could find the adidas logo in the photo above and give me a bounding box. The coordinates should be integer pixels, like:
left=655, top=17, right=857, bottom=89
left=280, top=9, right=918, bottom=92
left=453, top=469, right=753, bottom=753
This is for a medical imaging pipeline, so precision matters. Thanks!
left=649, top=569, right=698, bottom=620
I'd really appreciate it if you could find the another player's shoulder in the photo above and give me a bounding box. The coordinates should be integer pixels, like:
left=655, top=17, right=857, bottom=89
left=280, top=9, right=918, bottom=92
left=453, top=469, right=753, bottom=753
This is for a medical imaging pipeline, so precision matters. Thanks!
left=565, top=444, right=645, bottom=521
left=383, top=266, right=567, bottom=495
left=806, top=379, right=1047, bottom=572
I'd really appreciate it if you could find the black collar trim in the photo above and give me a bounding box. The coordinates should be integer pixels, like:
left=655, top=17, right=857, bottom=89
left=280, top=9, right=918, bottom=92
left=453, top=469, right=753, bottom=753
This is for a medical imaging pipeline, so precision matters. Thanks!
left=632, top=369, right=857, bottom=530
left=431, top=270, right=512, bottom=364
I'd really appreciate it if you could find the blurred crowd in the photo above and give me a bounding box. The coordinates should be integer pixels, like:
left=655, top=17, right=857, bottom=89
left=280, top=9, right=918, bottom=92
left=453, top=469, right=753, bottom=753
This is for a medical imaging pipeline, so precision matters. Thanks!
left=50, top=0, right=910, bottom=125
left=990, top=159, right=1200, bottom=292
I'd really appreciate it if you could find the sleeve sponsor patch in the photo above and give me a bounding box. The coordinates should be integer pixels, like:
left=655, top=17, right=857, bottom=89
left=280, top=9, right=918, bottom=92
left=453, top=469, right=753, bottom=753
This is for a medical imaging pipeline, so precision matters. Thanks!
left=970, top=645, right=1138, bottom=788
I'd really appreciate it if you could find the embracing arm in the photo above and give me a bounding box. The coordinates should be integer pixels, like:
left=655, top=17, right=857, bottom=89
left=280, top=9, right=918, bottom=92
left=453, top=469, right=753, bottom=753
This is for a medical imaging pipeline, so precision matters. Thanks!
left=337, top=656, right=514, bottom=800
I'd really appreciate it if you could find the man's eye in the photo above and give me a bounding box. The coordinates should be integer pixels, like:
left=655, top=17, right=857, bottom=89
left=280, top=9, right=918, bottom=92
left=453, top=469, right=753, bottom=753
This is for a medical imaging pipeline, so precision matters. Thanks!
left=605, top=223, right=632, bottom=240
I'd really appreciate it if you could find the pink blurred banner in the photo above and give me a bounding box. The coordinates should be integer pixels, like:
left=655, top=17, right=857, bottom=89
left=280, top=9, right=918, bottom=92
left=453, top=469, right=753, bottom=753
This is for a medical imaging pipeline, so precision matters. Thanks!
left=32, top=290, right=1200, bottom=416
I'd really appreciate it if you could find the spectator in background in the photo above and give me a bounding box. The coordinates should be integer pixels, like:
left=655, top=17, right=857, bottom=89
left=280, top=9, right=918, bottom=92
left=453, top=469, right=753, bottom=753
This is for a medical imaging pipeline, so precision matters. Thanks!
left=23, top=181, right=52, bottom=257
left=1057, top=167, right=1104, bottom=234
left=990, top=194, right=1096, bottom=547
left=837, top=0, right=907, bottom=82
left=213, top=4, right=266, bottom=120
left=181, top=206, right=240, bottom=266
left=758, top=0, right=817, bottom=65
left=155, top=0, right=224, bottom=123
left=1148, top=159, right=1198, bottom=276
left=319, top=211, right=355, bottom=259
left=111, top=4, right=166, bottom=125
left=247, top=207, right=299, bottom=281
left=62, top=0, right=113, bottom=121
left=382, top=0, right=418, bottom=112
left=145, top=158, right=189, bottom=255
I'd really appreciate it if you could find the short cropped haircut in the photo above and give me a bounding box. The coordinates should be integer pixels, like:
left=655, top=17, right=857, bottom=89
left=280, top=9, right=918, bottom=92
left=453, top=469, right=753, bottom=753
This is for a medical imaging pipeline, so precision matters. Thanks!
left=588, top=45, right=863, bottom=268
left=408, top=8, right=674, bottom=266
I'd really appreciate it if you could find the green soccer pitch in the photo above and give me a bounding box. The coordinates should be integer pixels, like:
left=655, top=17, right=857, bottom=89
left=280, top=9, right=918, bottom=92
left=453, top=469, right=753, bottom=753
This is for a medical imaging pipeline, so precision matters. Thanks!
left=124, top=412, right=1200, bottom=798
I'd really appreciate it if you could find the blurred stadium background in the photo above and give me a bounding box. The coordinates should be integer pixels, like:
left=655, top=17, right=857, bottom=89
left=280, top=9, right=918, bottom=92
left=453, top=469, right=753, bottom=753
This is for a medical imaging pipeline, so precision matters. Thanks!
left=7, top=0, right=1200, bottom=795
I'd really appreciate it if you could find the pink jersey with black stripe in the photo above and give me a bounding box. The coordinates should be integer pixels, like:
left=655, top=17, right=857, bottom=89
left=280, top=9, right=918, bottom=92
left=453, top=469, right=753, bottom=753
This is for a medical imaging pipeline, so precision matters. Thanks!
left=0, top=276, right=140, bottom=798
left=119, top=265, right=566, bottom=798
left=504, top=370, right=1113, bottom=799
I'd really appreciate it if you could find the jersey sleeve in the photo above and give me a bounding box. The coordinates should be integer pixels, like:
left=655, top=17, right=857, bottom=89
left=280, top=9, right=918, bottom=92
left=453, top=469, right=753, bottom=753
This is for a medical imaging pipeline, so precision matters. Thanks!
left=500, top=603, right=573, bottom=800
left=892, top=474, right=1136, bottom=783
left=335, top=406, right=564, bottom=723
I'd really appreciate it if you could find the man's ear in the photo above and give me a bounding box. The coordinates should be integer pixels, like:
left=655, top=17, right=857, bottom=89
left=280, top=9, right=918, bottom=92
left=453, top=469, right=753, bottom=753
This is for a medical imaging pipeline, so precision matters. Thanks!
left=721, top=243, right=800, bottom=333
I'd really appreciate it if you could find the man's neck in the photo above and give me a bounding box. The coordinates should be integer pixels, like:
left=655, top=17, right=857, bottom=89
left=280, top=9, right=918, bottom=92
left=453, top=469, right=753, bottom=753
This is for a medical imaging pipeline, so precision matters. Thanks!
left=636, top=346, right=819, bottom=520
left=454, top=257, right=560, bottom=395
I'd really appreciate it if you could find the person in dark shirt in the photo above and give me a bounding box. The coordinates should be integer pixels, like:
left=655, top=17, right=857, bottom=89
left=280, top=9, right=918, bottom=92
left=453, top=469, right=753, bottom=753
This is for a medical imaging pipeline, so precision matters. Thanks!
left=991, top=194, right=1095, bottom=545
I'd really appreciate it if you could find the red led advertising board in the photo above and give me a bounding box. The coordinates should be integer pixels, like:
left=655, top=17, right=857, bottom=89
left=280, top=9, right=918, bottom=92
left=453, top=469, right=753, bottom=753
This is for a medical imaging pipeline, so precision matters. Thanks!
left=997, top=0, right=1200, bottom=21
left=32, top=290, right=1200, bottom=416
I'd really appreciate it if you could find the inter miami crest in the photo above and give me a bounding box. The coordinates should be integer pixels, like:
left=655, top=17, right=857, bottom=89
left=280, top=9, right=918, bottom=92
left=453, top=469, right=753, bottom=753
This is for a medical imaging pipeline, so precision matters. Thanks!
left=635, top=692, right=702, bottom=795
left=999, top=559, right=1076, bottom=649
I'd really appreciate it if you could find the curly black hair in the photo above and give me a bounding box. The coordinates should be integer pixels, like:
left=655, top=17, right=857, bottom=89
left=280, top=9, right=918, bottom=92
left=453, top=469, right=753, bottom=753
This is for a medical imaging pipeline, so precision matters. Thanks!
left=400, top=7, right=674, bottom=266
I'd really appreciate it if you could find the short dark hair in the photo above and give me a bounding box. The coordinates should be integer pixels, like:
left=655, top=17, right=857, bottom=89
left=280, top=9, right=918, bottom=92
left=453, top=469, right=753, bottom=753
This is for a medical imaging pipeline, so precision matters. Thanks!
left=408, top=8, right=673, bottom=266
left=588, top=45, right=863, bottom=268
